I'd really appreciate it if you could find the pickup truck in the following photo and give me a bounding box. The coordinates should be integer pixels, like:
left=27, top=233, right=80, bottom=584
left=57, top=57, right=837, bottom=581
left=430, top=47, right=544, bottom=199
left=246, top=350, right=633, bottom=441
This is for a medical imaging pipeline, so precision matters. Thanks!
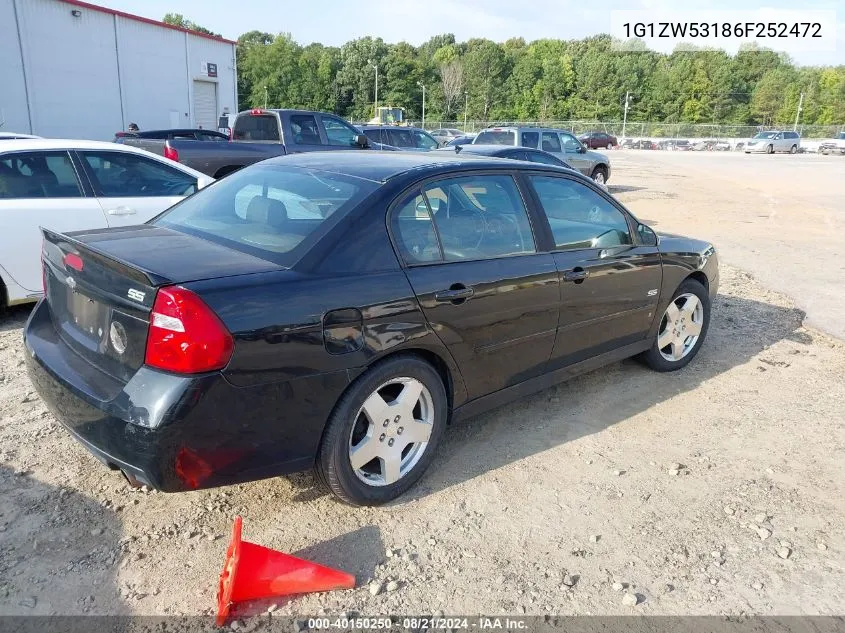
left=118, top=109, right=388, bottom=178
left=819, top=132, right=845, bottom=155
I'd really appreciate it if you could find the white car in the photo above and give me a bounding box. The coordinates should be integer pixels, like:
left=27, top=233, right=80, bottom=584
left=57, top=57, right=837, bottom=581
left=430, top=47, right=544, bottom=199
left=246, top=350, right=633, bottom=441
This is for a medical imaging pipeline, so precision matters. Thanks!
left=0, top=132, right=43, bottom=140
left=0, top=139, right=213, bottom=308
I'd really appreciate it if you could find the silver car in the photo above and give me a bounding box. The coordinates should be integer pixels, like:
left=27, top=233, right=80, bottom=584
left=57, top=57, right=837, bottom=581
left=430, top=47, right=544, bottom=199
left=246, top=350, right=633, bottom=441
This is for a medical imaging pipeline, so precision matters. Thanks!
left=472, top=126, right=611, bottom=184
left=744, top=130, right=801, bottom=154
left=429, top=128, right=466, bottom=145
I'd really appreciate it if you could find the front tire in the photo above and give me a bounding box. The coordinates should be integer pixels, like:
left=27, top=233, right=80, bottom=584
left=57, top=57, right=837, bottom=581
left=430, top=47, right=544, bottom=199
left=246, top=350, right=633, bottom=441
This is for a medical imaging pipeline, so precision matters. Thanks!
left=591, top=165, right=608, bottom=185
left=606, top=142, right=613, bottom=150
left=766, top=144, right=774, bottom=154
left=315, top=355, right=448, bottom=506
left=790, top=144, right=797, bottom=154
left=639, top=279, right=711, bottom=372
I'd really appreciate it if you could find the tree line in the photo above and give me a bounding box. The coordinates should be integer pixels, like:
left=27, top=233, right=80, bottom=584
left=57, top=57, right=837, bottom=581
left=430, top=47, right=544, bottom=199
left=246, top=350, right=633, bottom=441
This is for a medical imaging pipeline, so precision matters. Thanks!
left=169, top=17, right=845, bottom=127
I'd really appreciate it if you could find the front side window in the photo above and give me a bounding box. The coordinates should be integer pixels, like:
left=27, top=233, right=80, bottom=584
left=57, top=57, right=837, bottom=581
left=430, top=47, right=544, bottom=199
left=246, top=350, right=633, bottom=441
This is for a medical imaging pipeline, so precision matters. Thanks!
left=541, top=132, right=562, bottom=153
left=0, top=151, right=83, bottom=199
left=387, top=129, right=416, bottom=148
left=529, top=175, right=632, bottom=250
left=423, top=175, right=535, bottom=261
left=155, top=164, right=377, bottom=265
left=559, top=133, right=582, bottom=153
left=80, top=151, right=196, bottom=198
left=289, top=115, right=323, bottom=145
left=413, top=130, right=439, bottom=150
left=323, top=117, right=361, bottom=147
left=363, top=129, right=383, bottom=145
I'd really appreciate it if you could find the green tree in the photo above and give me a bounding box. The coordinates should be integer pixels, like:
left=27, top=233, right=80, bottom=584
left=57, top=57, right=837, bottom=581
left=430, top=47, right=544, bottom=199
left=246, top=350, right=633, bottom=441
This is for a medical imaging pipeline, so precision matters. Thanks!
left=162, top=13, right=220, bottom=37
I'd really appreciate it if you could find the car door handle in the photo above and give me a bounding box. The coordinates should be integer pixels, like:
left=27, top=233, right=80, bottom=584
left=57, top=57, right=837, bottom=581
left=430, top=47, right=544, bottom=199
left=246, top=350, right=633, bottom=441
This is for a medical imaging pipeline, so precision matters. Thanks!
left=106, top=206, right=136, bottom=216
left=434, top=285, right=474, bottom=304
left=563, top=268, right=589, bottom=282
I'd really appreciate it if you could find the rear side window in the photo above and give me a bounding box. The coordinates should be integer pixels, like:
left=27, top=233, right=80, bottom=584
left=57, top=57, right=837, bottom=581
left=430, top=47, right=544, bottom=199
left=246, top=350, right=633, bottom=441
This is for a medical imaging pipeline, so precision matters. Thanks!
left=363, top=129, right=383, bottom=145
left=525, top=150, right=565, bottom=166
left=290, top=115, right=323, bottom=145
left=154, top=165, right=377, bottom=266
left=233, top=114, right=280, bottom=141
left=0, top=151, right=83, bottom=199
left=391, top=192, right=442, bottom=264
left=388, top=129, right=417, bottom=148
left=541, top=132, right=561, bottom=153
left=474, top=130, right=515, bottom=145
left=520, top=131, right=539, bottom=148
left=80, top=151, right=197, bottom=198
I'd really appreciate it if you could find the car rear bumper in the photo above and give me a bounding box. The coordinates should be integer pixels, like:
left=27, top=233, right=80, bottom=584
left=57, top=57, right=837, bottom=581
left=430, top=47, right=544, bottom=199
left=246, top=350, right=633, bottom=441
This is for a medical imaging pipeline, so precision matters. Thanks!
left=24, top=299, right=349, bottom=492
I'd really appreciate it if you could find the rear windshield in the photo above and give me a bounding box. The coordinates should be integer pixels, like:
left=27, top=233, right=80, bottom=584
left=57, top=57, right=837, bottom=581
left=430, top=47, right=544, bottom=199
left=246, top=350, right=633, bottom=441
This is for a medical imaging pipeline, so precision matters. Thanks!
left=474, top=130, right=515, bottom=145
left=152, top=165, right=377, bottom=266
left=233, top=114, right=280, bottom=141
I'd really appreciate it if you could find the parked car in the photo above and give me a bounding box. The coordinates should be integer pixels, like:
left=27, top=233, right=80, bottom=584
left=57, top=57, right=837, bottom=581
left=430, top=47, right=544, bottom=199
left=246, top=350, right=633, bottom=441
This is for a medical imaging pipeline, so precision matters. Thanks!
left=656, top=139, right=690, bottom=151
left=0, top=132, right=42, bottom=140
left=744, top=130, right=801, bottom=154
left=819, top=132, right=845, bottom=155
left=578, top=131, right=618, bottom=149
left=429, top=128, right=466, bottom=145
left=445, top=135, right=476, bottom=147
left=629, top=139, right=656, bottom=150
left=25, top=151, right=718, bottom=505
left=361, top=126, right=439, bottom=151
left=119, top=109, right=385, bottom=179
left=0, top=139, right=212, bottom=309
left=434, top=143, right=575, bottom=170
left=473, top=126, right=611, bottom=185
left=114, top=128, right=229, bottom=146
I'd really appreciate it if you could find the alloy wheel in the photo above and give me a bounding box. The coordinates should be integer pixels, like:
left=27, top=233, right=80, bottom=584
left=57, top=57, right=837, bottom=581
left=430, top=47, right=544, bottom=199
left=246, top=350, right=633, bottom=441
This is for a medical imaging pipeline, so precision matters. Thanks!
left=657, top=293, right=704, bottom=362
left=348, top=377, right=434, bottom=487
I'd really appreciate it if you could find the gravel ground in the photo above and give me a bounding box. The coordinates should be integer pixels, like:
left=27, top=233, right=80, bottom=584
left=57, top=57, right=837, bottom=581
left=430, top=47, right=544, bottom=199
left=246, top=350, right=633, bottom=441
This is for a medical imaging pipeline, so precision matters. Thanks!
left=1, top=153, right=843, bottom=621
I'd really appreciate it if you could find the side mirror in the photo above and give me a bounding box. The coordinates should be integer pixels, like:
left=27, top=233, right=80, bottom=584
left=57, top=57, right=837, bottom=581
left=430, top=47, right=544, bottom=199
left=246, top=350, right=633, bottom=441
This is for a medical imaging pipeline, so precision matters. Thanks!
left=638, top=223, right=658, bottom=247
left=355, top=134, right=370, bottom=148
left=578, top=145, right=587, bottom=154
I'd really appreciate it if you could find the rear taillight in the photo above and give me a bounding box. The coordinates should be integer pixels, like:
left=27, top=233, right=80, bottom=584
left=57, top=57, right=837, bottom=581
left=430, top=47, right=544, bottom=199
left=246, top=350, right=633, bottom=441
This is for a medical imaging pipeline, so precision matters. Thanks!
left=145, top=286, right=233, bottom=374
left=163, top=145, right=179, bottom=162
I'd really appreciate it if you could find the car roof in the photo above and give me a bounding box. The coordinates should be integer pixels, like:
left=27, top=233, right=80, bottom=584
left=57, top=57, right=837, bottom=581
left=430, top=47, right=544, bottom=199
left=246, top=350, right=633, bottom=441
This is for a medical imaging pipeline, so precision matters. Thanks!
left=262, top=150, right=575, bottom=183
left=0, top=138, right=208, bottom=177
left=361, top=126, right=429, bottom=132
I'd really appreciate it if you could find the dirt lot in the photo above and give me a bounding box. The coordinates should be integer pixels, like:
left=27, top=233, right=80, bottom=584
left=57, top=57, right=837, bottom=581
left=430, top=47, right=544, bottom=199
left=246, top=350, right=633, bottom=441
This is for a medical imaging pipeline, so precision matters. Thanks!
left=1, top=151, right=844, bottom=621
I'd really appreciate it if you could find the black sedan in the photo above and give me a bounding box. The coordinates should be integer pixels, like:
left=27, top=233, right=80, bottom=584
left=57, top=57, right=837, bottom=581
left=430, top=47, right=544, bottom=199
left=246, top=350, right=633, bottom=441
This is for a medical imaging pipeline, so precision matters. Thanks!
left=25, top=152, right=718, bottom=506
left=435, top=143, right=575, bottom=170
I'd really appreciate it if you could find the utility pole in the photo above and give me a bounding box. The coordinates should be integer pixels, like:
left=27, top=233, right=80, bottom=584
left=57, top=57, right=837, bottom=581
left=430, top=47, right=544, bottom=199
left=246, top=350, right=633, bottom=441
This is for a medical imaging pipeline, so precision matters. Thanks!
left=464, top=91, right=469, bottom=130
left=264, top=86, right=268, bottom=109
left=368, top=60, right=378, bottom=119
left=417, top=81, right=425, bottom=129
left=622, top=91, right=630, bottom=138
left=793, top=92, right=804, bottom=131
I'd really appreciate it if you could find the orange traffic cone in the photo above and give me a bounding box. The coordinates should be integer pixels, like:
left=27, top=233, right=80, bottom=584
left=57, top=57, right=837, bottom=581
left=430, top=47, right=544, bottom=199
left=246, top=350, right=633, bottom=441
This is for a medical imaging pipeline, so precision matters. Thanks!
left=216, top=516, right=356, bottom=625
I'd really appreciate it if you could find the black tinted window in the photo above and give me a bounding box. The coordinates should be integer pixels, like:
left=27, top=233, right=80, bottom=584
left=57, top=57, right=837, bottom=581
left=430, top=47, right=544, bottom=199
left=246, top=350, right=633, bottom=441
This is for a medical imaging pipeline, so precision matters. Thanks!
left=363, top=129, right=383, bottom=144
left=474, top=130, right=515, bottom=145
left=423, top=175, right=535, bottom=261
left=391, top=191, right=442, bottom=264
left=233, top=114, right=280, bottom=141
left=81, top=151, right=197, bottom=198
left=155, top=165, right=377, bottom=266
left=520, top=132, right=539, bottom=148
left=0, top=151, right=82, bottom=199
left=541, top=132, right=561, bottom=153
left=388, top=129, right=416, bottom=148
left=530, top=176, right=631, bottom=250
left=525, top=150, right=565, bottom=166
left=290, top=115, right=323, bottom=145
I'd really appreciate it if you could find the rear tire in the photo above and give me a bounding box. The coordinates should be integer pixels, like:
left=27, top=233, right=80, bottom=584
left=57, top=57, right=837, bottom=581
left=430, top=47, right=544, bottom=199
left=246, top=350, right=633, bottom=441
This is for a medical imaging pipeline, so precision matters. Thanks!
left=790, top=144, right=797, bottom=154
left=639, top=279, right=710, bottom=372
left=315, top=355, right=448, bottom=506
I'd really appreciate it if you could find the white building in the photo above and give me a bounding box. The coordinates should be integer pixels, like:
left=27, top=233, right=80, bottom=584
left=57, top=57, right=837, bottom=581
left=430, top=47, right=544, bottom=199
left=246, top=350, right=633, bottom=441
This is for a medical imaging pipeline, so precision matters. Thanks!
left=1, top=0, right=237, bottom=140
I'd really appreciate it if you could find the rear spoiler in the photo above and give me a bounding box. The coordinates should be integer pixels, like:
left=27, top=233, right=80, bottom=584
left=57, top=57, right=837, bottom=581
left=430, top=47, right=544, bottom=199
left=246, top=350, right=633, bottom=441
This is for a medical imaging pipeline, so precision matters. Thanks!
left=42, top=227, right=165, bottom=288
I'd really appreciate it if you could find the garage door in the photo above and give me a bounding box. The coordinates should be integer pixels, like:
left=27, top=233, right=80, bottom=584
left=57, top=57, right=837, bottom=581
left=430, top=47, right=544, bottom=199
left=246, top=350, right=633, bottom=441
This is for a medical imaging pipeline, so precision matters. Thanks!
left=193, top=81, right=218, bottom=130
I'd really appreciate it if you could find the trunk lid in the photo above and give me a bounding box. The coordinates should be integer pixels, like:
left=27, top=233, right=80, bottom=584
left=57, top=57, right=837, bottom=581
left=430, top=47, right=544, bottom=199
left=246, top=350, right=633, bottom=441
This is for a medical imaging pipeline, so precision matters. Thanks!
left=41, top=225, right=281, bottom=382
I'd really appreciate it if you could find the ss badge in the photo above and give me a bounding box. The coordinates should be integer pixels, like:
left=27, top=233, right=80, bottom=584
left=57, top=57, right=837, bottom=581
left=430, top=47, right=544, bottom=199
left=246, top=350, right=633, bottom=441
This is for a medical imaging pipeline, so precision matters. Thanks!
left=127, top=288, right=145, bottom=302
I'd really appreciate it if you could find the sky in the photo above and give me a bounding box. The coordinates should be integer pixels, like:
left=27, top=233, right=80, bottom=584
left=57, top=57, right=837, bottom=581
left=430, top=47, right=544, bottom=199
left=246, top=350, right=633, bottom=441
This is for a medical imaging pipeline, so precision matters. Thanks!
left=97, top=0, right=843, bottom=66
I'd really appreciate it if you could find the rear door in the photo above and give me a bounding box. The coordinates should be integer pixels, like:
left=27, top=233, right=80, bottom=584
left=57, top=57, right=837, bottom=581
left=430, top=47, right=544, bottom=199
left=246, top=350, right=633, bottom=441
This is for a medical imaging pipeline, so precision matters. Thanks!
left=76, top=149, right=198, bottom=225
left=0, top=150, right=106, bottom=293
left=392, top=172, right=560, bottom=399
left=525, top=173, right=662, bottom=369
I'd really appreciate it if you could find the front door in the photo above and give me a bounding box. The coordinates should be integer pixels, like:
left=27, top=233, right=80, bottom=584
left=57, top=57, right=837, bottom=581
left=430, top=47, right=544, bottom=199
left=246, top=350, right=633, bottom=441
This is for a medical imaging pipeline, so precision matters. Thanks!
left=76, top=150, right=198, bottom=226
left=0, top=150, right=106, bottom=293
left=526, top=173, right=662, bottom=369
left=559, top=132, right=593, bottom=176
left=391, top=173, right=560, bottom=399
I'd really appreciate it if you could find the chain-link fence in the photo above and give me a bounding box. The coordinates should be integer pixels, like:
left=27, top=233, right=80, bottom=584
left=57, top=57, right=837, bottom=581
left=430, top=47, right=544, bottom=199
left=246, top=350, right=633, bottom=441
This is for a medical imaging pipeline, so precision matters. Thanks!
left=415, top=120, right=844, bottom=139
